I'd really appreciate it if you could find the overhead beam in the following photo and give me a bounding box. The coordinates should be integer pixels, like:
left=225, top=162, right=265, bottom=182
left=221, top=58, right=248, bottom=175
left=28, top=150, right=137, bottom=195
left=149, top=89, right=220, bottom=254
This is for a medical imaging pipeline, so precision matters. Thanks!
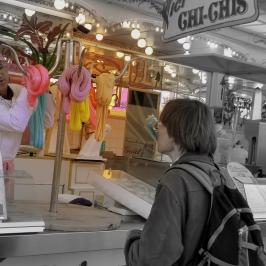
left=0, top=0, right=73, bottom=20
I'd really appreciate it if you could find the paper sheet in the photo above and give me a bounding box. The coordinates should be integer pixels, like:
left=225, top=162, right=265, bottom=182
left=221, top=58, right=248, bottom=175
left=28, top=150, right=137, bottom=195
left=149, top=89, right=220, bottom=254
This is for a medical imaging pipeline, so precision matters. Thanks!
left=244, top=184, right=266, bottom=221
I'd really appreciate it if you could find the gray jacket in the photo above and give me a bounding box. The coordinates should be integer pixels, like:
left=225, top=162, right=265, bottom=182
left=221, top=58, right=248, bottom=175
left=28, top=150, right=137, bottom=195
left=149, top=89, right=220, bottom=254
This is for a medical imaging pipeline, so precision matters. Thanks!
left=124, top=153, right=221, bottom=266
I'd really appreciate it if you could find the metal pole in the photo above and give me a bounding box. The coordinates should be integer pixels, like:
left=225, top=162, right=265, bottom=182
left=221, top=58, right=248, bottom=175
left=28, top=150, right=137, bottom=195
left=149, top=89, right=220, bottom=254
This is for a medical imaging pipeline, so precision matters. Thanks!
left=49, top=40, right=72, bottom=213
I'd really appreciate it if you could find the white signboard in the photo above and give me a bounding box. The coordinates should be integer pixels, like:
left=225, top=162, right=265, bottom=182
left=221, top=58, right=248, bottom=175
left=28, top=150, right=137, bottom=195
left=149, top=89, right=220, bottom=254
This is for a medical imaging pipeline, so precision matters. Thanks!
left=163, top=0, right=259, bottom=42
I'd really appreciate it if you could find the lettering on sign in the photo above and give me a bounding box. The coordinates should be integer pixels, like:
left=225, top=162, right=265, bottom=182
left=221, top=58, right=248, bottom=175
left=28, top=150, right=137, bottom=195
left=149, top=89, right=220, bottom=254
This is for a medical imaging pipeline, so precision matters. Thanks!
left=162, top=0, right=259, bottom=42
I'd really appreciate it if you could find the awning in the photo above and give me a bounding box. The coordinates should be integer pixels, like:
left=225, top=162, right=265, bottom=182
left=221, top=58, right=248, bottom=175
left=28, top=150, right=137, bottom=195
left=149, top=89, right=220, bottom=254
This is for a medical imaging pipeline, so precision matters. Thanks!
left=161, top=53, right=266, bottom=84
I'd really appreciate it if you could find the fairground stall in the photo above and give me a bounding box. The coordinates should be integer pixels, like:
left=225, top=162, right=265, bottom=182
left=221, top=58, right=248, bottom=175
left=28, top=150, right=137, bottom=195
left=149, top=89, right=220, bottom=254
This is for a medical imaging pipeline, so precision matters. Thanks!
left=0, top=0, right=265, bottom=265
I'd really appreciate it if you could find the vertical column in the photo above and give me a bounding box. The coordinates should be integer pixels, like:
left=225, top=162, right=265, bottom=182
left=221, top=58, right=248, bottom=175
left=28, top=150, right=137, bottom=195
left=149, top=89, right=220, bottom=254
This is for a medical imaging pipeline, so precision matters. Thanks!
left=49, top=40, right=72, bottom=213
left=251, top=87, right=262, bottom=120
left=205, top=72, right=224, bottom=108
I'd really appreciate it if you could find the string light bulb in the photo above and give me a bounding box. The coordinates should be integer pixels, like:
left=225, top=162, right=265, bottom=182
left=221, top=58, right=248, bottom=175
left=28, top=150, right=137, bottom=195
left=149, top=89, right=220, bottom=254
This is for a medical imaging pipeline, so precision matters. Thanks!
left=96, top=33, right=103, bottom=41
left=137, top=38, right=146, bottom=48
left=122, top=21, right=131, bottom=28
left=54, top=0, right=65, bottom=10
left=177, top=37, right=187, bottom=44
left=125, top=55, right=131, bottom=61
left=183, top=42, right=191, bottom=50
left=116, top=52, right=124, bottom=58
left=84, top=23, right=92, bottom=31
left=75, top=12, right=86, bottom=25
left=131, top=29, right=140, bottom=39
left=145, top=46, right=153, bottom=55
left=25, top=9, right=35, bottom=16
left=171, top=72, right=177, bottom=78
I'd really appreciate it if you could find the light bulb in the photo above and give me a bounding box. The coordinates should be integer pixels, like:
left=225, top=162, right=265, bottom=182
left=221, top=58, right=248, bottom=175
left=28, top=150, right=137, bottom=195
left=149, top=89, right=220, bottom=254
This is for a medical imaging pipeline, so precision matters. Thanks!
left=96, top=33, right=103, bottom=41
left=25, top=9, right=35, bottom=16
left=122, top=21, right=131, bottom=28
left=155, top=27, right=160, bottom=32
left=145, top=46, right=153, bottom=55
left=125, top=55, right=131, bottom=61
left=183, top=42, right=191, bottom=50
left=137, top=38, right=146, bottom=48
left=164, top=65, right=170, bottom=72
left=177, top=37, right=187, bottom=44
left=256, top=83, right=263, bottom=88
left=131, top=29, right=140, bottom=39
left=54, top=0, right=65, bottom=10
left=171, top=72, right=177, bottom=78
left=116, top=52, right=124, bottom=58
left=228, top=77, right=235, bottom=84
left=75, top=13, right=86, bottom=25
left=84, top=23, right=92, bottom=31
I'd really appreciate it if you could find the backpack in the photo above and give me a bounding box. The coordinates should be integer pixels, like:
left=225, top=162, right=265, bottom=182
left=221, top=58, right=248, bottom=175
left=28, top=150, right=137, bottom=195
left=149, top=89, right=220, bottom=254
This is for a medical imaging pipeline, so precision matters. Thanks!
left=169, top=161, right=266, bottom=266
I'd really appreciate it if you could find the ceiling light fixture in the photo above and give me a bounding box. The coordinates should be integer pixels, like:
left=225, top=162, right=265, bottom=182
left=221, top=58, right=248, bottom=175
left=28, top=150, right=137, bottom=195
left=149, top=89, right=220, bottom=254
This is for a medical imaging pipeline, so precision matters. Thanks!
left=25, top=9, right=35, bottom=16
left=145, top=46, right=153, bottom=55
left=95, top=33, right=103, bottom=41
left=54, top=0, right=66, bottom=10
left=131, top=29, right=140, bottom=39
left=137, top=38, right=146, bottom=48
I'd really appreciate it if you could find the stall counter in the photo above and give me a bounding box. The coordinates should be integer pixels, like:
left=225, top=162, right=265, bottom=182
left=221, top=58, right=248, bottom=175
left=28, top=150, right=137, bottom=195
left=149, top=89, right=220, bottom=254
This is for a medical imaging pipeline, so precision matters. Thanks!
left=0, top=222, right=265, bottom=266
left=0, top=219, right=143, bottom=266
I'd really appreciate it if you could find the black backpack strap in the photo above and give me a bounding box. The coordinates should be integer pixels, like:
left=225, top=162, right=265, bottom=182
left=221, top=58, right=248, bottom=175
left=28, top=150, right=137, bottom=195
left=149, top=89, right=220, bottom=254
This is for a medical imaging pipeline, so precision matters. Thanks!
left=168, top=164, right=214, bottom=194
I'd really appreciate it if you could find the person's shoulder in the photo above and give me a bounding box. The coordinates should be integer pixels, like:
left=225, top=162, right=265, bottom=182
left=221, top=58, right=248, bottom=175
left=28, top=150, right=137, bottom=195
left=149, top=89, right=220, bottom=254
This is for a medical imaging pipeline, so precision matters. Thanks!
left=161, top=166, right=205, bottom=193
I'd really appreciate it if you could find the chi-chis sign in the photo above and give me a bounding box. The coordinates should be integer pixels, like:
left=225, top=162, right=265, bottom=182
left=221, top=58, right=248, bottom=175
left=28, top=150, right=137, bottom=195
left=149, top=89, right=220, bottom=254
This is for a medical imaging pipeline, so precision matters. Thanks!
left=162, top=0, right=259, bottom=42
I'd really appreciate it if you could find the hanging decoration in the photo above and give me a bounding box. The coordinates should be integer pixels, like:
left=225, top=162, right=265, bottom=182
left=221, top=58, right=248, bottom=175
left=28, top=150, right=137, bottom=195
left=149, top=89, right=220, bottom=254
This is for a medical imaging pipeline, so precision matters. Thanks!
left=58, top=65, right=91, bottom=131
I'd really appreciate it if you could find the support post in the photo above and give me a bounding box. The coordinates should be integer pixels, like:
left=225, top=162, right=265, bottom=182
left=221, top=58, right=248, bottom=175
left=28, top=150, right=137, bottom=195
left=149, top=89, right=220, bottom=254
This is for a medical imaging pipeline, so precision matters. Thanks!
left=49, top=40, right=72, bottom=213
